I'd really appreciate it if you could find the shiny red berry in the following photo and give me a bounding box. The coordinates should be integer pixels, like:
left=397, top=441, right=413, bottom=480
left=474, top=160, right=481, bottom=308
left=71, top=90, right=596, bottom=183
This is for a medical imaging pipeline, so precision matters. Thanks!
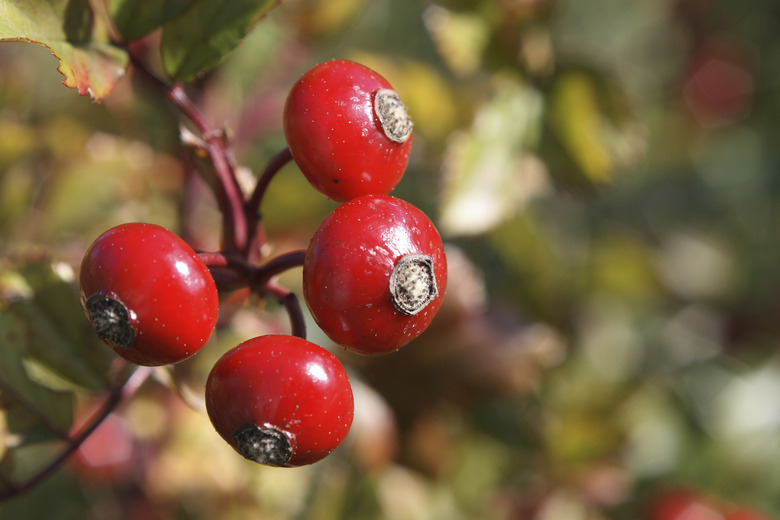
left=283, top=59, right=413, bottom=202
left=79, top=223, right=219, bottom=366
left=303, top=194, right=447, bottom=355
left=205, top=334, right=354, bottom=467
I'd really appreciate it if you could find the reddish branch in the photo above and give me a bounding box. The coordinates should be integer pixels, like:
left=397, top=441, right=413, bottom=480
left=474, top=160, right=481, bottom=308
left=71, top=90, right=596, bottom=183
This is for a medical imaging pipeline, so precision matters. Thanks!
left=125, top=47, right=305, bottom=334
left=0, top=364, right=151, bottom=501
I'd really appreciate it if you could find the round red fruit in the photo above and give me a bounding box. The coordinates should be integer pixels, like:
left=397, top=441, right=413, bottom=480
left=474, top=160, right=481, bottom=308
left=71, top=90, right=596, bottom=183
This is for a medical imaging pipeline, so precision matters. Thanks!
left=283, top=59, right=413, bottom=202
left=70, top=412, right=135, bottom=482
left=205, top=334, right=354, bottom=467
left=79, top=223, right=219, bottom=366
left=649, top=489, right=724, bottom=520
left=303, top=194, right=447, bottom=355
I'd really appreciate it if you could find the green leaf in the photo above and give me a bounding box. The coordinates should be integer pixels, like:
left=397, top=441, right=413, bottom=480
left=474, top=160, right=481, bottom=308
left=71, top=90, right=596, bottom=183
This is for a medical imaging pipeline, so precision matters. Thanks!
left=0, top=312, right=74, bottom=447
left=439, top=76, right=549, bottom=236
left=6, top=260, right=114, bottom=393
left=545, top=67, right=644, bottom=185
left=161, top=0, right=284, bottom=82
left=0, top=0, right=129, bottom=101
left=107, top=0, right=196, bottom=41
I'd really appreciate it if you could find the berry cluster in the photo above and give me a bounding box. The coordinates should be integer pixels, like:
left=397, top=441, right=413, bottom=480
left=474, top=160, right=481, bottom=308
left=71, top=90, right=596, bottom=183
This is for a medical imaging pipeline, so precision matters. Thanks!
left=78, top=60, right=446, bottom=467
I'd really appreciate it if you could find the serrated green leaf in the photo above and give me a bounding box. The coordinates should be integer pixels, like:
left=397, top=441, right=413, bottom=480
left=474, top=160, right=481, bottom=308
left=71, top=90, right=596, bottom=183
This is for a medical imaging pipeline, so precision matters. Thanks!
left=0, top=312, right=74, bottom=447
left=161, top=0, right=284, bottom=82
left=108, top=0, right=197, bottom=41
left=439, top=76, right=549, bottom=236
left=0, top=0, right=128, bottom=101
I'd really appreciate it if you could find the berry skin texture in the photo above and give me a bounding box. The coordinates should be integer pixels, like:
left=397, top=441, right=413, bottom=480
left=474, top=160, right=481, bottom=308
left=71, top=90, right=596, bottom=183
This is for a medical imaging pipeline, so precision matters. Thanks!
left=303, top=194, right=447, bottom=355
left=283, top=59, right=413, bottom=202
left=79, top=223, right=219, bottom=366
left=205, top=335, right=354, bottom=467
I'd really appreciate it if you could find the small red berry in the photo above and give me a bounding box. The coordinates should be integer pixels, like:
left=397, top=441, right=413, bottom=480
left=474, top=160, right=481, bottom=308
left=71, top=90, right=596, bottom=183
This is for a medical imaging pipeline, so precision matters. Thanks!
left=303, top=194, right=447, bottom=355
left=79, top=223, right=219, bottom=366
left=205, top=334, right=354, bottom=467
left=283, top=59, right=413, bottom=202
left=70, top=412, right=135, bottom=482
left=649, top=489, right=724, bottom=520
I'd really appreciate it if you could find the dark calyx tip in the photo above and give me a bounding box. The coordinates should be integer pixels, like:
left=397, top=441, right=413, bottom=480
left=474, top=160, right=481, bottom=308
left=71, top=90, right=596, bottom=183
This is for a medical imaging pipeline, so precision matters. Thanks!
left=85, top=294, right=135, bottom=349
left=390, top=254, right=438, bottom=316
left=233, top=424, right=292, bottom=467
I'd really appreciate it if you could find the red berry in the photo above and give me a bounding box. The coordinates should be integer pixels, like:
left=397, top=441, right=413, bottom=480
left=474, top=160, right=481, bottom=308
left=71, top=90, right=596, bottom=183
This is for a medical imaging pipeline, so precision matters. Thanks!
left=70, top=412, right=135, bottom=482
left=205, top=334, right=354, bottom=467
left=303, top=194, right=447, bottom=355
left=79, top=223, right=219, bottom=366
left=283, top=59, right=413, bottom=202
left=649, top=489, right=724, bottom=520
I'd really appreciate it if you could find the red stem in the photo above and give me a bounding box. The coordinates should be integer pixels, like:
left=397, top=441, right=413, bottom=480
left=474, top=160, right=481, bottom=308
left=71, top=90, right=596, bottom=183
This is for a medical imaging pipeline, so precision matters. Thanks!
left=168, top=85, right=247, bottom=252
left=253, top=250, right=306, bottom=286
left=126, top=50, right=247, bottom=252
left=0, top=365, right=151, bottom=501
left=246, top=147, right=293, bottom=219
left=263, top=280, right=307, bottom=339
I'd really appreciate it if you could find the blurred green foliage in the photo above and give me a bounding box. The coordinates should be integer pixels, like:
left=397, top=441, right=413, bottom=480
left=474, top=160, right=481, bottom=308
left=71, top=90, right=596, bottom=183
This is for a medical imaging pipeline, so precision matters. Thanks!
left=1, top=0, right=780, bottom=518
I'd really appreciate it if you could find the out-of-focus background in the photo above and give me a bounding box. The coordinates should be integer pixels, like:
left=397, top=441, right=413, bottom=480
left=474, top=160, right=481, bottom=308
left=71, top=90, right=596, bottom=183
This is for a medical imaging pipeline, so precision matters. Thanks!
left=1, top=0, right=779, bottom=518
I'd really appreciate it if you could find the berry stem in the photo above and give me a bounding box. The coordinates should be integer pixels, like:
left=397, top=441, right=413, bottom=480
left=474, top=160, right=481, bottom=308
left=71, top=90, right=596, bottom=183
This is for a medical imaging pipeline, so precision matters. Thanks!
left=263, top=280, right=307, bottom=339
left=241, top=147, right=294, bottom=263
left=125, top=49, right=248, bottom=253
left=170, top=84, right=247, bottom=252
left=254, top=250, right=306, bottom=286
left=246, top=147, right=293, bottom=220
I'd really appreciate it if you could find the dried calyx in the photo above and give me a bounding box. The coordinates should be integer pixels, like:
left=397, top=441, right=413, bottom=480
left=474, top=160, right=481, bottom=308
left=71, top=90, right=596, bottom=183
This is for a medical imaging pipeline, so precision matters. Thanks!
left=374, top=88, right=413, bottom=144
left=233, top=424, right=292, bottom=467
left=389, top=254, right=438, bottom=316
left=85, top=294, right=136, bottom=349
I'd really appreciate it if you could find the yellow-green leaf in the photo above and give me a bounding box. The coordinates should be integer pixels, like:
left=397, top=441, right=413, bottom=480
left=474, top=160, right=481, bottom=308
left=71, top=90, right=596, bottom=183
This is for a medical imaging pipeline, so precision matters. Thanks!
left=546, top=68, right=645, bottom=185
left=423, top=4, right=489, bottom=76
